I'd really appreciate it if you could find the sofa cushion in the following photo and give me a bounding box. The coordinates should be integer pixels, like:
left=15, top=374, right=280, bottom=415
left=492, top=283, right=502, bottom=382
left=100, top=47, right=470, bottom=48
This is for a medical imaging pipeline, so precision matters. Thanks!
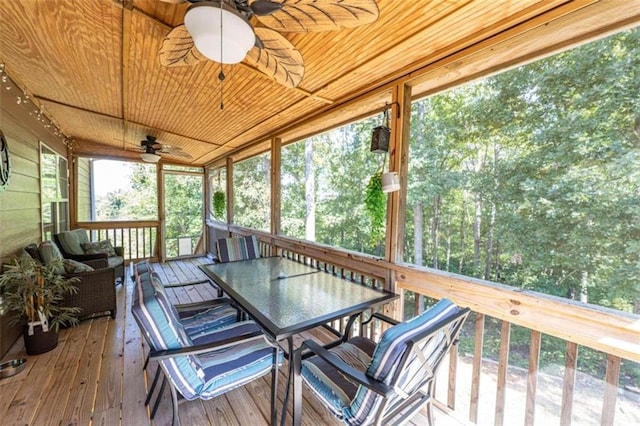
left=24, top=243, right=43, bottom=263
left=81, top=239, right=116, bottom=257
left=38, top=241, right=65, bottom=274
left=63, top=258, right=94, bottom=273
left=108, top=256, right=124, bottom=269
left=56, top=229, right=90, bottom=255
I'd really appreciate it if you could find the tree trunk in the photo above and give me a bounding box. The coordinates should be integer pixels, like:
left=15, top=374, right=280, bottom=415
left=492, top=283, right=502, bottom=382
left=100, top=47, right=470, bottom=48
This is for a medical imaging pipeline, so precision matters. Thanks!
left=413, top=202, right=423, bottom=266
left=484, top=201, right=496, bottom=280
left=473, top=194, right=482, bottom=271
left=579, top=271, right=588, bottom=303
left=459, top=193, right=467, bottom=273
left=304, top=139, right=315, bottom=241
left=432, top=195, right=441, bottom=268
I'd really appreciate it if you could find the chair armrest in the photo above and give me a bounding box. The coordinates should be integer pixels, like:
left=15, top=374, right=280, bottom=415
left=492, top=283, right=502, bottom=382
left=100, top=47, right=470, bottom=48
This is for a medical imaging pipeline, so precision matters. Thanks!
left=301, top=340, right=392, bottom=396
left=163, top=279, right=210, bottom=288
left=174, top=298, right=233, bottom=311
left=114, top=246, right=124, bottom=257
left=66, top=267, right=115, bottom=280
left=371, top=312, right=400, bottom=326
left=67, top=252, right=109, bottom=263
left=149, top=330, right=265, bottom=361
left=81, top=258, right=109, bottom=269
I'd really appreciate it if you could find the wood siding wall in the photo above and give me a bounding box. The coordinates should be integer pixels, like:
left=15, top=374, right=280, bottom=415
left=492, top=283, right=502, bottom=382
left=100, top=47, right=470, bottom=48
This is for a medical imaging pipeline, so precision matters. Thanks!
left=0, top=75, right=68, bottom=356
left=76, top=157, right=92, bottom=222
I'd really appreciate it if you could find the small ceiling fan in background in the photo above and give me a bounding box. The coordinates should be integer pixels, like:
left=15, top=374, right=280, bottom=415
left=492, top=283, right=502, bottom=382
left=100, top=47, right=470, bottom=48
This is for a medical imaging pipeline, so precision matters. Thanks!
left=138, top=135, right=193, bottom=163
left=158, top=0, right=380, bottom=89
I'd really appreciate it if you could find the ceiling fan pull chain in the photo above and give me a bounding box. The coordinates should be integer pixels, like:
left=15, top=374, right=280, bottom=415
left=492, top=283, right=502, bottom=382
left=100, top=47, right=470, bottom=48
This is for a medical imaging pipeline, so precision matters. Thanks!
left=219, top=0, right=225, bottom=110
left=219, top=66, right=225, bottom=110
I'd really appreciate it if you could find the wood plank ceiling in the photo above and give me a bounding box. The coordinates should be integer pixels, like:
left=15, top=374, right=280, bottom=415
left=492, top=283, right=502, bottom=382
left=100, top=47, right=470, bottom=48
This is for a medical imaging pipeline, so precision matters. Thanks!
left=0, top=0, right=600, bottom=166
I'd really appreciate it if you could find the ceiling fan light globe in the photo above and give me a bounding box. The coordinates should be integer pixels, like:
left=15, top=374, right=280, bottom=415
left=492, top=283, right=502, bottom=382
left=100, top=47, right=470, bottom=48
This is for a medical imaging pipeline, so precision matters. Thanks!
left=185, top=4, right=255, bottom=65
left=140, top=152, right=161, bottom=163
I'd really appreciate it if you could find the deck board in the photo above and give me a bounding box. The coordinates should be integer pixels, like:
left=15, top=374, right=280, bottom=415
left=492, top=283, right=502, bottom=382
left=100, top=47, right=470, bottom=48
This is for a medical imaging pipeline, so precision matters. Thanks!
left=0, top=257, right=464, bottom=426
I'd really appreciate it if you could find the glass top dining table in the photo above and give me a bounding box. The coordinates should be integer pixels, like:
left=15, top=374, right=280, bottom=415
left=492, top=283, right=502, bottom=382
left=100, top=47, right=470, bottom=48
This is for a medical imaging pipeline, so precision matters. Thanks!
left=199, top=256, right=398, bottom=341
left=200, top=256, right=398, bottom=426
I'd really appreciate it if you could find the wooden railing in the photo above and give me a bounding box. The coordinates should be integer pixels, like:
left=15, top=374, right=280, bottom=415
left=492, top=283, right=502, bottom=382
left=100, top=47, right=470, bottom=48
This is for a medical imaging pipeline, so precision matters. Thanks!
left=76, top=221, right=160, bottom=263
left=209, top=222, right=639, bottom=425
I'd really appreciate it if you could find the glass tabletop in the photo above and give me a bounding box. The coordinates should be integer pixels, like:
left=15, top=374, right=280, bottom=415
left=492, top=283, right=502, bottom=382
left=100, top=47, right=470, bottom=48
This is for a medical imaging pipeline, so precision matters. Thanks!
left=200, top=257, right=397, bottom=340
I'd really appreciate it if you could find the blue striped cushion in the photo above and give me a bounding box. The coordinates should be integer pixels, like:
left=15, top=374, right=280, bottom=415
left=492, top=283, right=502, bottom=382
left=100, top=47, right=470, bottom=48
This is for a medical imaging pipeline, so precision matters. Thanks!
left=340, top=299, right=461, bottom=424
left=196, top=321, right=283, bottom=400
left=133, top=260, right=154, bottom=280
left=300, top=336, right=375, bottom=421
left=131, top=274, right=205, bottom=399
left=179, top=305, right=238, bottom=340
left=367, top=298, right=459, bottom=382
left=216, top=236, right=260, bottom=263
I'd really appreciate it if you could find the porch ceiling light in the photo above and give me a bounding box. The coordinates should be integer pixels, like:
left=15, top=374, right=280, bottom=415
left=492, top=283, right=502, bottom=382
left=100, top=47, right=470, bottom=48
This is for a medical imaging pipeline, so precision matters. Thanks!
left=184, top=2, right=256, bottom=65
left=140, top=152, right=161, bottom=163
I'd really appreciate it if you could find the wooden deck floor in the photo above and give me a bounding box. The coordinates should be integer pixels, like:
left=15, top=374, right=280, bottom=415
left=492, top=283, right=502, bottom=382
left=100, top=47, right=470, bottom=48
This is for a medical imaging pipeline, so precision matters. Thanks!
left=0, top=257, right=465, bottom=426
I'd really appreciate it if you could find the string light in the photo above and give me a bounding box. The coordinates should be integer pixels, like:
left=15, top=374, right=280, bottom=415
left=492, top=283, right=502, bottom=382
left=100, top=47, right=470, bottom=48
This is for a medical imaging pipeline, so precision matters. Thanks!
left=0, top=63, right=69, bottom=145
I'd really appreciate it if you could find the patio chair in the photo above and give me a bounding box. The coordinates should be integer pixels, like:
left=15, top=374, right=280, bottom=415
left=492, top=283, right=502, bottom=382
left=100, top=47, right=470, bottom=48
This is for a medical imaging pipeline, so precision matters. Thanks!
left=215, top=235, right=260, bottom=263
left=54, top=229, right=124, bottom=284
left=294, top=298, right=470, bottom=426
left=132, top=264, right=281, bottom=426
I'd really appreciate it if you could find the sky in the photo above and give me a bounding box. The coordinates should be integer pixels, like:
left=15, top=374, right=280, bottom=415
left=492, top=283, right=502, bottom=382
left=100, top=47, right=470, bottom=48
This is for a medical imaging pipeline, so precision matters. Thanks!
left=92, top=159, right=132, bottom=197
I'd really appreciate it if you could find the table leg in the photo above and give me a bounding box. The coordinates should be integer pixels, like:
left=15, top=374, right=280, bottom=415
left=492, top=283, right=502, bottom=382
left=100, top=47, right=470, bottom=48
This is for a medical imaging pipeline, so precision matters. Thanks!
left=271, top=346, right=280, bottom=425
left=292, top=347, right=302, bottom=426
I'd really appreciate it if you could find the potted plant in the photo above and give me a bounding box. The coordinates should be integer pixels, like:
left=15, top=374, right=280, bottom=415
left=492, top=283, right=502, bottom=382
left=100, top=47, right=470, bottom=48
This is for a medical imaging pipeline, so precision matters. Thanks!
left=0, top=255, right=80, bottom=355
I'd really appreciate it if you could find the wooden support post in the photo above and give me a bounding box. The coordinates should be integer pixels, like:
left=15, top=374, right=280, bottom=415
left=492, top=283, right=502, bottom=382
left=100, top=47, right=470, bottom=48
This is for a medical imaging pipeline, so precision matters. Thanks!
left=495, top=320, right=511, bottom=426
left=601, top=354, right=621, bottom=426
left=469, top=313, right=484, bottom=423
left=525, top=330, right=541, bottom=425
left=226, top=157, right=234, bottom=232
left=560, top=341, right=578, bottom=426
left=270, top=137, right=281, bottom=253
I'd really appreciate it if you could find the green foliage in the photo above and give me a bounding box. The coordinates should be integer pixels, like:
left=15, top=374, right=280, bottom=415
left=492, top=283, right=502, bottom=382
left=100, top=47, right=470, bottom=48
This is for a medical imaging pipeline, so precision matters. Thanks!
left=0, top=256, right=80, bottom=331
left=213, top=190, right=226, bottom=220
left=364, top=170, right=385, bottom=245
left=234, top=153, right=271, bottom=231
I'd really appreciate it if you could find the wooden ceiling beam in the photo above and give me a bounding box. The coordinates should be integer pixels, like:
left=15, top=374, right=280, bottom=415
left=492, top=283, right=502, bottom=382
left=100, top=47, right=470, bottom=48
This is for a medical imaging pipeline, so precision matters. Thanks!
left=34, top=95, right=223, bottom=149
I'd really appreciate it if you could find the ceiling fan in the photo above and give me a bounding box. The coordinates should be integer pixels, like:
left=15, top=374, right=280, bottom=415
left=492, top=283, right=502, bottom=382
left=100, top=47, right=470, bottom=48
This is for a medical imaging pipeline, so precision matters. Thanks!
left=139, top=135, right=192, bottom=163
left=158, top=0, right=380, bottom=88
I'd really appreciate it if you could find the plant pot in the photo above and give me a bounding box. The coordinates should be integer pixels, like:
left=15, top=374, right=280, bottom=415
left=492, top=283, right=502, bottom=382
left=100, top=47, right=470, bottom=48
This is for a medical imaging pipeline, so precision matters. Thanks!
left=23, top=324, right=58, bottom=355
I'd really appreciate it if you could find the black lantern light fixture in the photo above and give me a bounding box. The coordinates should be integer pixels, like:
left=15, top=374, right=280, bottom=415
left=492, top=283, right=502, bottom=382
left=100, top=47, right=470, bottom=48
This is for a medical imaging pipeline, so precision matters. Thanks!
left=370, top=103, right=391, bottom=153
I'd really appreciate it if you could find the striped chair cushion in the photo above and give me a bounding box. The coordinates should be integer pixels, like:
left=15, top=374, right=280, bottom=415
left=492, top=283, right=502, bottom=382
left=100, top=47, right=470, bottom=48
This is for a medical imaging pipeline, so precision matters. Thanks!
left=216, top=236, right=260, bottom=263
left=196, top=321, right=282, bottom=400
left=367, top=298, right=459, bottom=383
left=301, top=336, right=376, bottom=421
left=131, top=274, right=205, bottom=399
left=132, top=260, right=154, bottom=280
left=178, top=304, right=238, bottom=340
left=302, top=299, right=462, bottom=425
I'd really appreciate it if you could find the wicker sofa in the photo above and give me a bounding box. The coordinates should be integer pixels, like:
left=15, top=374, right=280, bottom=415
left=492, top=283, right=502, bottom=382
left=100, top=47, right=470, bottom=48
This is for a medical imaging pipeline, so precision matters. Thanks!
left=54, top=229, right=125, bottom=284
left=24, top=243, right=117, bottom=320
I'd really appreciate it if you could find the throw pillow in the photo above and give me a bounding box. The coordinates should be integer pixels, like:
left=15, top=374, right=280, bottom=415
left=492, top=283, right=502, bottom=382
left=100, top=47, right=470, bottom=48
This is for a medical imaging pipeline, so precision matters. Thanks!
left=38, top=241, right=65, bottom=274
left=63, top=259, right=94, bottom=274
left=81, top=240, right=116, bottom=257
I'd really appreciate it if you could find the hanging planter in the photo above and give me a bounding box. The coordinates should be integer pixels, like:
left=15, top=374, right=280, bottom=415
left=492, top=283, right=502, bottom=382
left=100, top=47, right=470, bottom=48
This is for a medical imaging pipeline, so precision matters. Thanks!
left=364, top=170, right=385, bottom=244
left=213, top=190, right=226, bottom=220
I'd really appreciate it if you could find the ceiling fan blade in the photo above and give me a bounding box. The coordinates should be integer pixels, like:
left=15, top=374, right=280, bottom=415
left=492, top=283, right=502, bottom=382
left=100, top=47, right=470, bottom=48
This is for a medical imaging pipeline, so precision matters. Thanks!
left=245, top=27, right=304, bottom=88
left=161, top=147, right=193, bottom=159
left=255, top=0, right=379, bottom=32
left=159, top=25, right=204, bottom=67
left=250, top=0, right=283, bottom=16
